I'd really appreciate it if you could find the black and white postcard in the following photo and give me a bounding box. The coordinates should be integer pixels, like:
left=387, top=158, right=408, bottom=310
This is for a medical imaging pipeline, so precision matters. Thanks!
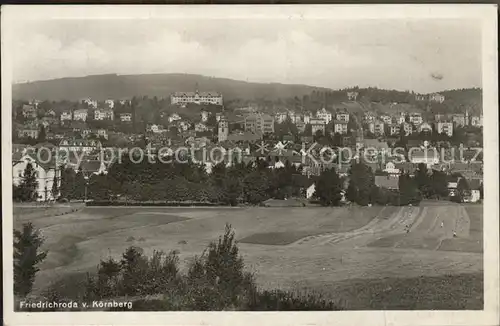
left=2, top=4, right=498, bottom=326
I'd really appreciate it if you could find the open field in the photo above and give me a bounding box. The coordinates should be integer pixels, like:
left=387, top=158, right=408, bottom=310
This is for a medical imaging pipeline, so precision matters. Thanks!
left=14, top=202, right=483, bottom=309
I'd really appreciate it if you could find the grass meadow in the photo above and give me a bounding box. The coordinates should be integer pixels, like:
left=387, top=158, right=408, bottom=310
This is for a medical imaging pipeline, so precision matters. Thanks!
left=13, top=202, right=484, bottom=310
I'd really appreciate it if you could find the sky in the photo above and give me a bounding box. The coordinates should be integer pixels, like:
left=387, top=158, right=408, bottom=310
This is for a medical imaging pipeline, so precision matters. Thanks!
left=11, top=18, right=482, bottom=93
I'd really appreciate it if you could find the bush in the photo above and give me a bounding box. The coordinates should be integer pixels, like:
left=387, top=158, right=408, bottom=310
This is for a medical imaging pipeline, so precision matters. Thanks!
left=40, top=225, right=342, bottom=311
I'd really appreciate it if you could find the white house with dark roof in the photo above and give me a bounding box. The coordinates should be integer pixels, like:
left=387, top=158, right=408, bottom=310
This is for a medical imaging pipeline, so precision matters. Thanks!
left=12, top=153, right=61, bottom=201
left=94, top=108, right=114, bottom=121
left=73, top=109, right=88, bottom=121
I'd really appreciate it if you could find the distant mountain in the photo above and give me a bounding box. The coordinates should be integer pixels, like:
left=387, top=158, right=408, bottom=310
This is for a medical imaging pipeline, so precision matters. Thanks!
left=12, top=73, right=332, bottom=102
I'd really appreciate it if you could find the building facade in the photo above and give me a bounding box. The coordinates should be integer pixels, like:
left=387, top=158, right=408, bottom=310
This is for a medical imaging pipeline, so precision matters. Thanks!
left=244, top=113, right=275, bottom=134
left=316, top=108, right=333, bottom=124
left=12, top=154, right=61, bottom=201
left=94, top=108, right=114, bottom=121
left=218, top=118, right=229, bottom=143
left=73, top=109, right=88, bottom=121
left=171, top=90, right=223, bottom=106
left=120, top=113, right=132, bottom=122
left=429, top=93, right=445, bottom=103
left=436, top=121, right=453, bottom=137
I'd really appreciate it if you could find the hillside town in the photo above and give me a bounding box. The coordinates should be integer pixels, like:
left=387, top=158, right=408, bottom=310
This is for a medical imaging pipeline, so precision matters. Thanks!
left=12, top=88, right=483, bottom=205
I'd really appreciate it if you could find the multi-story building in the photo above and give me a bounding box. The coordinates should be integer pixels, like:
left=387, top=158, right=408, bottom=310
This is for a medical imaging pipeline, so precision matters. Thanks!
left=171, top=90, right=223, bottom=106
left=18, top=126, right=39, bottom=139
left=22, top=104, right=37, bottom=119
left=436, top=121, right=453, bottom=137
left=120, top=113, right=132, bottom=122
left=12, top=153, right=60, bottom=201
left=169, top=113, right=181, bottom=123
left=418, top=122, right=433, bottom=133
left=244, top=113, right=275, bottom=134
left=195, top=123, right=208, bottom=132
left=105, top=99, right=115, bottom=109
left=334, top=121, right=348, bottom=135
left=415, top=94, right=427, bottom=101
left=97, top=129, right=108, bottom=140
left=402, top=122, right=413, bottom=136
left=452, top=114, right=466, bottom=127
left=368, top=120, right=385, bottom=136
left=218, top=118, right=229, bottom=143
left=389, top=124, right=400, bottom=136
left=60, top=111, right=72, bottom=122
left=336, top=112, right=350, bottom=123
left=303, top=112, right=312, bottom=124
left=310, top=118, right=326, bottom=135
left=434, top=113, right=446, bottom=122
left=471, top=115, right=483, bottom=127
left=409, top=112, right=423, bottom=125
left=316, top=108, right=333, bottom=124
left=59, top=139, right=101, bottom=154
left=94, top=108, right=114, bottom=121
left=429, top=93, right=445, bottom=103
left=73, top=109, right=88, bottom=121
left=347, top=91, right=359, bottom=101
left=397, top=112, right=406, bottom=124
left=379, top=115, right=391, bottom=125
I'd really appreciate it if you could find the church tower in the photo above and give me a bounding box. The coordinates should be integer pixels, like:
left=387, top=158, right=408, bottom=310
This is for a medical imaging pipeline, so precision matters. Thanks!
left=218, top=117, right=229, bottom=143
left=465, top=107, right=469, bottom=126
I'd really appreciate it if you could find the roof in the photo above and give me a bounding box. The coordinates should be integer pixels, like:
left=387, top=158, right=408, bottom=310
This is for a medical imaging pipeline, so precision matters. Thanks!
left=13, top=152, right=57, bottom=171
left=375, top=176, right=399, bottom=190
left=172, top=91, right=222, bottom=97
left=74, top=108, right=88, bottom=113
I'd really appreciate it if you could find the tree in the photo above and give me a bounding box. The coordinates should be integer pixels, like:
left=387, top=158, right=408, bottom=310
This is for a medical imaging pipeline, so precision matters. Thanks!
left=72, top=169, right=87, bottom=200
left=348, top=162, right=375, bottom=206
left=220, top=177, right=241, bottom=206
left=13, top=163, right=39, bottom=202
left=37, top=125, right=46, bottom=142
left=398, top=172, right=421, bottom=205
left=120, top=246, right=148, bottom=296
left=429, top=170, right=448, bottom=199
left=346, top=182, right=358, bottom=203
left=51, top=173, right=59, bottom=200
left=242, top=171, right=269, bottom=204
left=414, top=163, right=433, bottom=198
left=314, top=168, right=342, bottom=206
left=59, top=167, right=76, bottom=200
left=14, top=223, right=48, bottom=297
left=457, top=177, right=471, bottom=198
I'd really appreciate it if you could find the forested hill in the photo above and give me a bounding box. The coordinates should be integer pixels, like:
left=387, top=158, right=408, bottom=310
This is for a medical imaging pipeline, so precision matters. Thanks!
left=13, top=74, right=481, bottom=115
left=12, top=74, right=331, bottom=102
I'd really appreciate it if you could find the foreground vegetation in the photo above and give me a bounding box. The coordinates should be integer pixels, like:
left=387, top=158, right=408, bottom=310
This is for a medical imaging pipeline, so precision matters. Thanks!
left=16, top=224, right=341, bottom=311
